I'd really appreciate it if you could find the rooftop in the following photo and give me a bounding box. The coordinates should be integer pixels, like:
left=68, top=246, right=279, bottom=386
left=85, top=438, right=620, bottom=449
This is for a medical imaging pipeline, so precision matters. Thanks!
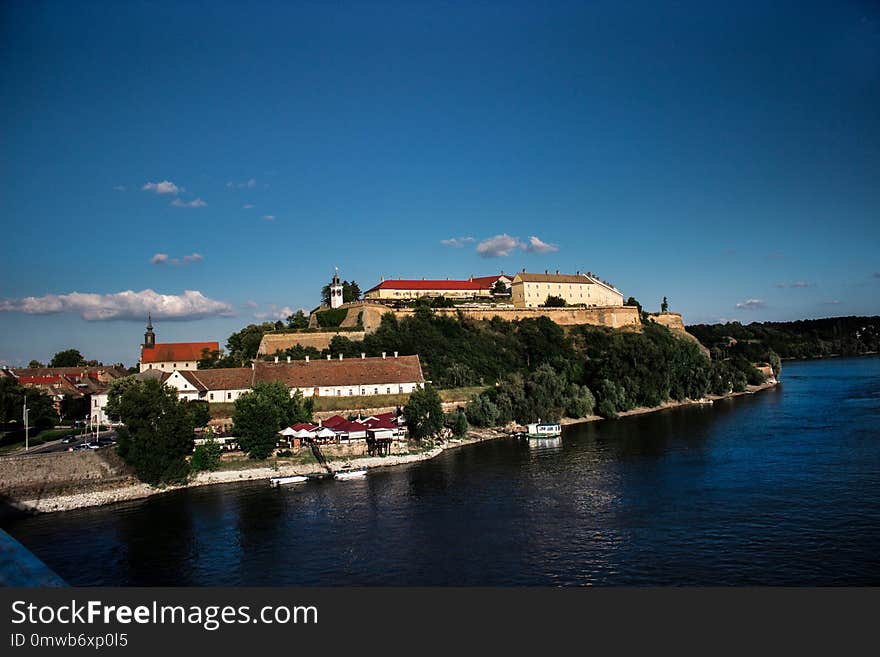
left=141, top=342, right=220, bottom=364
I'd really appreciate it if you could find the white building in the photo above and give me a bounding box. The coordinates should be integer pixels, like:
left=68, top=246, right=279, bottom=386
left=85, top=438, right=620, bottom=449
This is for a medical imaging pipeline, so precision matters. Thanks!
left=138, top=315, right=219, bottom=373
left=162, top=353, right=426, bottom=403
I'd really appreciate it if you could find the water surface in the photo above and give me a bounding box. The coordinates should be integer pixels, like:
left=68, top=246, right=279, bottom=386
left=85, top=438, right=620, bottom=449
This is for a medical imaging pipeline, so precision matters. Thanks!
left=5, top=356, right=880, bottom=585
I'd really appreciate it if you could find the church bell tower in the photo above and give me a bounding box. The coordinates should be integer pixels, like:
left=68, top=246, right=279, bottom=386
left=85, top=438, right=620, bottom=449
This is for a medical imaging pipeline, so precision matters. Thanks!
left=330, top=268, right=344, bottom=309
left=144, top=314, right=156, bottom=348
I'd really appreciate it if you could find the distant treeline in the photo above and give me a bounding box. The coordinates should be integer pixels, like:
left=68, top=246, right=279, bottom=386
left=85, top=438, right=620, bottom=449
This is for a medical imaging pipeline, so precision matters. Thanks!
left=686, top=316, right=880, bottom=360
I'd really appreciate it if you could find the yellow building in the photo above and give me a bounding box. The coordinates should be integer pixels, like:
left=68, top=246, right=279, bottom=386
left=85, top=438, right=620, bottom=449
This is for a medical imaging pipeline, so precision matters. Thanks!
left=510, top=271, right=624, bottom=308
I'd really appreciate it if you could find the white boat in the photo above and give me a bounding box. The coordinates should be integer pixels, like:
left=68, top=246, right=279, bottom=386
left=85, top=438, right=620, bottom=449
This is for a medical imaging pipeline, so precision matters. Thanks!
left=526, top=422, right=562, bottom=439
left=270, top=474, right=308, bottom=487
left=334, top=467, right=367, bottom=480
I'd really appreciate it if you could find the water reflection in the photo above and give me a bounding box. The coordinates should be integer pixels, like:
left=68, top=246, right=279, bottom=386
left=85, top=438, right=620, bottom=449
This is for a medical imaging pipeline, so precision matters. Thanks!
left=5, top=357, right=880, bottom=585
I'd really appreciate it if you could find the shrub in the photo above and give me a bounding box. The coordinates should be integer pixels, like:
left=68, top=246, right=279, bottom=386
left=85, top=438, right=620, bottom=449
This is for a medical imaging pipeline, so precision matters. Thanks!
left=191, top=440, right=222, bottom=472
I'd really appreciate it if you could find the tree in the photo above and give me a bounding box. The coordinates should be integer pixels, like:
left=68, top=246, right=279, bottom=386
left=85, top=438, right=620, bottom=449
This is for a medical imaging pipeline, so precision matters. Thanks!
left=185, top=400, right=211, bottom=428
left=661, top=296, right=669, bottom=312
left=191, top=439, right=222, bottom=471
left=345, top=280, right=361, bottom=303
left=27, top=360, right=44, bottom=368
left=403, top=385, right=444, bottom=439
left=50, top=349, right=85, bottom=367
left=446, top=410, right=469, bottom=437
left=625, top=297, right=642, bottom=314
left=226, top=322, right=276, bottom=363
left=492, top=280, right=509, bottom=295
left=286, top=310, right=309, bottom=330
left=543, top=295, right=566, bottom=307
left=112, top=379, right=197, bottom=486
left=233, top=381, right=312, bottom=458
left=466, top=394, right=499, bottom=427
left=0, top=378, right=58, bottom=428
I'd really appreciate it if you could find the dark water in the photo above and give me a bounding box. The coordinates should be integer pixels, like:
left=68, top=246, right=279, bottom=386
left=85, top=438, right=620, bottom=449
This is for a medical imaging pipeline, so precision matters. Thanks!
left=5, top=356, right=880, bottom=586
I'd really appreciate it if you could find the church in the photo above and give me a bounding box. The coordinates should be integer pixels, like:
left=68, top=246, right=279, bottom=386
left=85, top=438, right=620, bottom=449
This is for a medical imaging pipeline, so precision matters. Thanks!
left=138, top=315, right=220, bottom=373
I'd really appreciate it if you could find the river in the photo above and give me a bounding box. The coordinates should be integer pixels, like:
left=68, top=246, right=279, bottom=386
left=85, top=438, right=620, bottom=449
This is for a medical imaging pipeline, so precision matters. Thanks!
left=4, top=355, right=880, bottom=585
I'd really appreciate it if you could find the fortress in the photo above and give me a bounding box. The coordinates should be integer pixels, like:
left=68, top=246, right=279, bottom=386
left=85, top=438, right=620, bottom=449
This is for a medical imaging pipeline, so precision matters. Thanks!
left=257, top=269, right=697, bottom=357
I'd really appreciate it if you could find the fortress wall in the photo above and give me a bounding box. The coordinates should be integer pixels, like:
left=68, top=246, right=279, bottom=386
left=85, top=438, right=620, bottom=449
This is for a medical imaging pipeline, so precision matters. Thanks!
left=257, top=331, right=367, bottom=355
left=392, top=305, right=642, bottom=328
left=647, top=312, right=686, bottom=331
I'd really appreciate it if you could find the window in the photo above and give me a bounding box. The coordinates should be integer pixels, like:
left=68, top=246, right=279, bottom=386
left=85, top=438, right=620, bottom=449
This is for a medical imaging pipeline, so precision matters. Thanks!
left=227, top=392, right=231, bottom=400
left=337, top=389, right=341, bottom=395
left=386, top=387, right=391, bottom=394
left=374, top=388, right=378, bottom=394
left=209, top=393, right=214, bottom=401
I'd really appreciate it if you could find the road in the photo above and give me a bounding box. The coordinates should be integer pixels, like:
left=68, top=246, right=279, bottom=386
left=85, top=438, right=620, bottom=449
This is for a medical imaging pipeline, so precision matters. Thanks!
left=18, top=430, right=118, bottom=455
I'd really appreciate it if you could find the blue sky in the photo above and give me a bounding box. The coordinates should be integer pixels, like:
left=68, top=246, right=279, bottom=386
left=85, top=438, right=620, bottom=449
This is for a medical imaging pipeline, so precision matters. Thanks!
left=1, top=0, right=878, bottom=366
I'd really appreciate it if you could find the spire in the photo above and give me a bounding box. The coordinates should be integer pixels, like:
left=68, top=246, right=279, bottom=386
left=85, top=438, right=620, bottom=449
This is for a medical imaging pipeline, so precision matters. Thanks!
left=144, top=315, right=155, bottom=348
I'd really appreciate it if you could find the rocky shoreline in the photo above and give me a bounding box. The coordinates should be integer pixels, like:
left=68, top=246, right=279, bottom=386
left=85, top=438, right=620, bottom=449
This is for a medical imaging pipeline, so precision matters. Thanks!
left=11, top=381, right=777, bottom=515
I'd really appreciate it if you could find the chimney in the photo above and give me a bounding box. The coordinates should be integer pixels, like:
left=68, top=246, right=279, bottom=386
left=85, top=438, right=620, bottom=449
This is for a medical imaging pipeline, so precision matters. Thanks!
left=274, top=356, right=279, bottom=363
left=339, top=354, right=343, bottom=360
left=361, top=353, right=365, bottom=359
left=305, top=356, right=309, bottom=363
left=394, top=351, right=398, bottom=358
left=286, top=356, right=291, bottom=363
left=382, top=352, right=386, bottom=359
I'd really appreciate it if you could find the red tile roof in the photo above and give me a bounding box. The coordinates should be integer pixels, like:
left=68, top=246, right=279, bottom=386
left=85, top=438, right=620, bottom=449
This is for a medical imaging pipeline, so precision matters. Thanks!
left=332, top=420, right=368, bottom=433
left=366, top=279, right=486, bottom=293
left=321, top=415, right=348, bottom=428
left=141, top=342, right=219, bottom=364
left=253, top=355, right=424, bottom=388
left=290, top=422, right=318, bottom=432
left=469, top=275, right=510, bottom=288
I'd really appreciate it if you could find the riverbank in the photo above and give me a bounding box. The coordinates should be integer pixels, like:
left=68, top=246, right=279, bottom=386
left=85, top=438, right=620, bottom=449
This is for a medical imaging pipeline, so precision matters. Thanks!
left=6, top=381, right=778, bottom=515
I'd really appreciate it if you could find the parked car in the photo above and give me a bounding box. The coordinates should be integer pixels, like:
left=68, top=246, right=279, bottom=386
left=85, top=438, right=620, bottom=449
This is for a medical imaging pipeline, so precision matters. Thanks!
left=85, top=441, right=101, bottom=449
left=72, top=443, right=90, bottom=451
left=61, top=434, right=78, bottom=444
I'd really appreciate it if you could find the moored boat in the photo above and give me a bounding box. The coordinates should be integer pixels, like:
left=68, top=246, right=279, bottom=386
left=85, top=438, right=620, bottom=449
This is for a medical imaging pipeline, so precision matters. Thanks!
left=526, top=422, right=562, bottom=439
left=270, top=474, right=308, bottom=487
left=334, top=465, right=367, bottom=480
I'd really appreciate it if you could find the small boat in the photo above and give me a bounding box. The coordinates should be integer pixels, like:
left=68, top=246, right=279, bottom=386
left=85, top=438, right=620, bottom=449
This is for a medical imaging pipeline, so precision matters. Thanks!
left=270, top=474, right=308, bottom=487
left=526, top=422, right=562, bottom=439
left=334, top=465, right=367, bottom=480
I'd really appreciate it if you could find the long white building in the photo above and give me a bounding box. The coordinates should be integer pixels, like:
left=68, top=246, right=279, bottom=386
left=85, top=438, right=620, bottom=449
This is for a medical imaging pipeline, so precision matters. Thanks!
left=162, top=353, right=426, bottom=403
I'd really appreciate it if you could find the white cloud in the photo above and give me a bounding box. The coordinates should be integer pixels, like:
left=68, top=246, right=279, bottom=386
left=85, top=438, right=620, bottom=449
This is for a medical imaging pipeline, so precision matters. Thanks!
left=0, top=289, right=234, bottom=321
left=254, top=305, right=302, bottom=320
left=821, top=299, right=842, bottom=305
left=477, top=234, right=522, bottom=258
left=227, top=178, right=257, bottom=189
left=151, top=252, right=204, bottom=266
left=243, top=299, right=258, bottom=309
left=440, top=236, right=475, bottom=248
left=790, top=281, right=815, bottom=288
left=170, top=197, right=206, bottom=208
left=243, top=203, right=255, bottom=209
left=262, top=214, right=276, bottom=221
left=113, top=185, right=126, bottom=192
left=522, top=235, right=559, bottom=254
left=735, top=299, right=766, bottom=310
left=475, top=233, right=559, bottom=257
left=142, top=180, right=180, bottom=195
